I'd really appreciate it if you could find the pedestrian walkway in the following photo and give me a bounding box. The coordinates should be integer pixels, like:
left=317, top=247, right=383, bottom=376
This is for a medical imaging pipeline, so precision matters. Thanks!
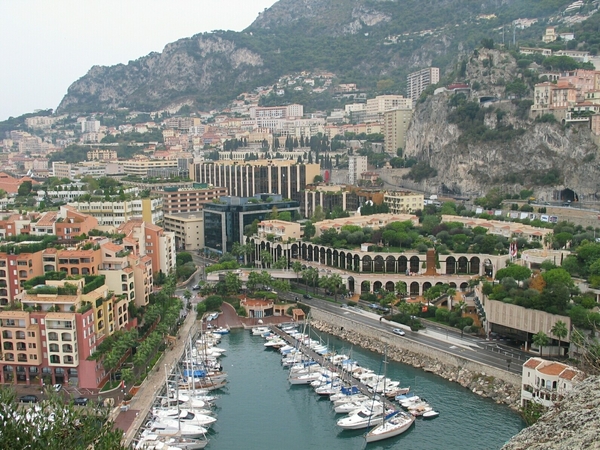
left=115, top=310, right=198, bottom=447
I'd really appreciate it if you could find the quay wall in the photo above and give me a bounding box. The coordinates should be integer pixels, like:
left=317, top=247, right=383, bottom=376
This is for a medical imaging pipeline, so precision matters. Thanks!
left=309, top=308, right=522, bottom=409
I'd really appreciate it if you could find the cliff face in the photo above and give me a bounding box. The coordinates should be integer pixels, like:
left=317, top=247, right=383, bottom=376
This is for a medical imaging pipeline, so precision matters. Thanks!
left=502, top=376, right=600, bottom=450
left=404, top=49, right=600, bottom=198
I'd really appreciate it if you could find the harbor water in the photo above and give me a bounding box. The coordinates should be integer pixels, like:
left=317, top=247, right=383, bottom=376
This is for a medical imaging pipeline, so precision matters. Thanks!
left=208, top=329, right=525, bottom=450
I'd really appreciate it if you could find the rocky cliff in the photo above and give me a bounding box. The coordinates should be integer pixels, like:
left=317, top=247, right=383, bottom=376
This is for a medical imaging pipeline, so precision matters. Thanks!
left=502, top=376, right=600, bottom=450
left=404, top=49, right=600, bottom=198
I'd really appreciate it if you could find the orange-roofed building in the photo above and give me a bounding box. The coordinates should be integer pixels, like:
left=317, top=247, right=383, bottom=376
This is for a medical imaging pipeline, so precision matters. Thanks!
left=0, top=172, right=39, bottom=194
left=55, top=206, right=98, bottom=244
left=521, top=357, right=585, bottom=407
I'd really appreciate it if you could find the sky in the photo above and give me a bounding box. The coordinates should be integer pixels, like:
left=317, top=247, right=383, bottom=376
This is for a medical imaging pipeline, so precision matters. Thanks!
left=0, top=0, right=276, bottom=121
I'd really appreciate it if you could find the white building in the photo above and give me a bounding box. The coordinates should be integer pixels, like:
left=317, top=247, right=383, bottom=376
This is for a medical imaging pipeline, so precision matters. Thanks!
left=521, top=357, right=585, bottom=407
left=366, top=95, right=413, bottom=122
left=348, top=155, right=368, bottom=185
left=407, top=67, right=440, bottom=102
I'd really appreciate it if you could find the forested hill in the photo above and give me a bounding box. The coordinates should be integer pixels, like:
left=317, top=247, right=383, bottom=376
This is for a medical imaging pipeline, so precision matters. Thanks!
left=58, top=0, right=582, bottom=113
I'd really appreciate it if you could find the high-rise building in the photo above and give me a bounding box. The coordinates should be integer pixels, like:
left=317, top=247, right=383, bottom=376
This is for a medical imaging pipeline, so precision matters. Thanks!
left=407, top=67, right=440, bottom=102
left=383, top=108, right=413, bottom=154
left=203, top=194, right=300, bottom=254
left=348, top=155, right=368, bottom=186
left=161, top=186, right=228, bottom=214
left=365, top=95, right=413, bottom=122
left=192, top=160, right=320, bottom=206
left=383, top=191, right=424, bottom=214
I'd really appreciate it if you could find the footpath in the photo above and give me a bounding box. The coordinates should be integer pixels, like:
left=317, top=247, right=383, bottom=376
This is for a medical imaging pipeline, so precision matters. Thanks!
left=114, top=310, right=198, bottom=447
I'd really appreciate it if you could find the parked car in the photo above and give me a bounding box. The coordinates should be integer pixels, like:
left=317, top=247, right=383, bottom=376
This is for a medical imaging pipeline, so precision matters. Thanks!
left=192, top=285, right=200, bottom=290
left=53, top=383, right=62, bottom=392
left=392, top=328, right=405, bottom=336
left=73, top=397, right=89, bottom=406
left=19, top=395, right=38, bottom=403
left=303, top=294, right=312, bottom=299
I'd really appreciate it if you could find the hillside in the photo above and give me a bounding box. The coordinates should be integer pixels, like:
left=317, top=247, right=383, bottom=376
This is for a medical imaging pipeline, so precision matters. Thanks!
left=57, top=0, right=578, bottom=113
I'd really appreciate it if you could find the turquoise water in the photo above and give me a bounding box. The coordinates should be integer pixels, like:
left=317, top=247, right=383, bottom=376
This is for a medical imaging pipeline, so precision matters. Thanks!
left=208, top=330, right=525, bottom=450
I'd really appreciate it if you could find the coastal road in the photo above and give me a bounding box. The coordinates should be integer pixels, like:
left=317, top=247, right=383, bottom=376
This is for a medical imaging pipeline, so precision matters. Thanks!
left=283, top=294, right=524, bottom=375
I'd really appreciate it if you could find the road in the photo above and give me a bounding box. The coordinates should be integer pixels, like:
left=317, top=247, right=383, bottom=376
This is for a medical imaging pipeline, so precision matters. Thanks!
left=280, top=292, right=526, bottom=375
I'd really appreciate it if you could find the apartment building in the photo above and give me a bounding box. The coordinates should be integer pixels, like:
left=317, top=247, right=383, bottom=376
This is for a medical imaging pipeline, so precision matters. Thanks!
left=407, top=67, right=440, bottom=102
left=365, top=95, right=413, bottom=122
left=257, top=220, right=301, bottom=242
left=118, top=220, right=176, bottom=276
left=161, top=186, right=228, bottom=214
left=383, top=108, right=413, bottom=154
left=66, top=197, right=163, bottom=226
left=192, top=160, right=320, bottom=205
left=250, top=104, right=304, bottom=119
left=0, top=251, right=44, bottom=307
left=348, top=155, right=368, bottom=186
left=87, top=149, right=117, bottom=161
left=521, top=357, right=585, bottom=407
left=122, top=159, right=179, bottom=177
left=314, top=213, right=419, bottom=237
left=163, top=213, right=205, bottom=251
left=384, top=191, right=424, bottom=214
left=54, top=206, right=99, bottom=243
left=0, top=275, right=127, bottom=388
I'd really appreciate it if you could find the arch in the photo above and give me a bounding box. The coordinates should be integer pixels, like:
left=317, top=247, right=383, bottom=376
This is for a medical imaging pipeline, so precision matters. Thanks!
left=374, top=256, right=384, bottom=273
left=319, top=247, right=326, bottom=264
left=435, top=282, right=443, bottom=286
left=291, top=243, right=299, bottom=259
left=469, top=257, right=480, bottom=275
left=484, top=258, right=494, bottom=277
left=457, top=256, right=468, bottom=274
left=362, top=255, right=372, bottom=273
left=50, top=355, right=60, bottom=364
left=423, top=281, right=432, bottom=292
left=301, top=243, right=308, bottom=260
left=361, top=280, right=371, bottom=293
left=398, top=256, right=408, bottom=274
left=49, top=343, right=59, bottom=353
left=353, top=254, right=360, bottom=272
left=386, top=256, right=396, bottom=273
left=44, top=265, right=53, bottom=273
left=332, top=250, right=339, bottom=268
left=347, top=276, right=355, bottom=294
left=410, top=281, right=420, bottom=296
left=70, top=267, right=79, bottom=275
left=340, top=251, right=346, bottom=270
left=446, top=256, right=456, bottom=275
left=409, top=256, right=420, bottom=274
left=62, top=344, right=73, bottom=353
left=373, top=281, right=383, bottom=292
left=275, top=244, right=283, bottom=260
left=385, top=281, right=395, bottom=292
left=460, top=282, right=468, bottom=290
left=326, top=248, right=333, bottom=266
left=449, top=282, right=457, bottom=288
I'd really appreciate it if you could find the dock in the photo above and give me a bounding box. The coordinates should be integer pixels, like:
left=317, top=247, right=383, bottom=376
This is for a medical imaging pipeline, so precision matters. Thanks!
left=268, top=324, right=396, bottom=410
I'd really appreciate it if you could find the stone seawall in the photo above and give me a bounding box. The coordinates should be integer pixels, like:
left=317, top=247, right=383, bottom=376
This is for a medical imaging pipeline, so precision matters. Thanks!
left=310, top=308, right=522, bottom=410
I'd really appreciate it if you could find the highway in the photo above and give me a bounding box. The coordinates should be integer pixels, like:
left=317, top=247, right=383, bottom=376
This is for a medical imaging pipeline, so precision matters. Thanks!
left=280, top=293, right=526, bottom=375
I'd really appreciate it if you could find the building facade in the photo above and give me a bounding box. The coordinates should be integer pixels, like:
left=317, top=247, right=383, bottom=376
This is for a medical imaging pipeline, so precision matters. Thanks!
left=348, top=155, right=368, bottom=186
left=384, top=191, right=424, bottom=214
left=521, top=357, right=584, bottom=407
left=161, top=186, right=228, bottom=214
left=163, top=213, right=205, bottom=251
left=407, top=67, right=440, bottom=102
left=383, top=108, right=413, bottom=154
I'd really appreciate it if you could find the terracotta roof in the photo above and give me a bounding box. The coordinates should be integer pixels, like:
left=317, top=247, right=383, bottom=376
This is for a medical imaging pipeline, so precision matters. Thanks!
left=43, top=248, right=57, bottom=254
left=524, top=358, right=543, bottom=369
left=538, top=362, right=567, bottom=376
left=102, top=242, right=124, bottom=253
left=559, top=368, right=580, bottom=380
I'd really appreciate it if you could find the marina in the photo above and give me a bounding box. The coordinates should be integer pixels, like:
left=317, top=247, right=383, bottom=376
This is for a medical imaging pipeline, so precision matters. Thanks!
left=207, top=326, right=525, bottom=449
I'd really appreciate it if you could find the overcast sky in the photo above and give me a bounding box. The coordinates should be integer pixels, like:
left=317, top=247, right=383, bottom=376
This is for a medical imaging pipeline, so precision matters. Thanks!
left=0, top=0, right=276, bottom=121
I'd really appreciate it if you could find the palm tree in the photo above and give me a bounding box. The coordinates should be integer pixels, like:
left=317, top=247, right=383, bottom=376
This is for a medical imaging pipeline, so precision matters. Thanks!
left=292, top=261, right=303, bottom=283
left=260, top=250, right=273, bottom=269
left=533, top=331, right=550, bottom=358
left=329, top=273, right=343, bottom=302
left=446, top=288, right=456, bottom=310
left=551, top=320, right=569, bottom=357
left=395, top=281, right=407, bottom=300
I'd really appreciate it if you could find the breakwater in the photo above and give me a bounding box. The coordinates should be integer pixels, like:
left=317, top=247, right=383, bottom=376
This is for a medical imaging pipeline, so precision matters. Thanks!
left=309, top=308, right=521, bottom=410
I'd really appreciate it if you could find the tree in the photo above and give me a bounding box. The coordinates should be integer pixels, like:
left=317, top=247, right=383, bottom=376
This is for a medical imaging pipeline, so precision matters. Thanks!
left=551, top=320, right=568, bottom=357
left=273, top=257, right=288, bottom=270
left=292, top=261, right=303, bottom=282
left=446, top=288, right=456, bottom=310
left=302, top=267, right=319, bottom=293
left=183, top=289, right=192, bottom=303
left=533, top=331, right=550, bottom=358
left=17, top=180, right=32, bottom=197
left=0, top=386, right=127, bottom=449
left=260, top=250, right=273, bottom=268
left=224, top=272, right=242, bottom=294
left=496, top=264, right=532, bottom=282
left=311, top=205, right=326, bottom=223
left=395, top=281, right=407, bottom=299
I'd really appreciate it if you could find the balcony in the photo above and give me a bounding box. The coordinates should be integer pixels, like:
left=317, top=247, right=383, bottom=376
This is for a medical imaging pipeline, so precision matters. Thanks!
left=15, top=332, right=25, bottom=340
left=49, top=344, right=59, bottom=352
left=17, top=354, right=27, bottom=363
left=61, top=333, right=73, bottom=341
left=46, top=321, right=73, bottom=330
left=48, top=332, right=58, bottom=341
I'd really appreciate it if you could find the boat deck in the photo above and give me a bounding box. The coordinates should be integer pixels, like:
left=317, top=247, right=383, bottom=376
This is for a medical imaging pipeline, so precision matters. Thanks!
left=269, top=325, right=396, bottom=411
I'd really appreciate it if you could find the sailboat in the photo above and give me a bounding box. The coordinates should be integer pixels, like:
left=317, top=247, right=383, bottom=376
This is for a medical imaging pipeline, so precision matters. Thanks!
left=364, top=348, right=415, bottom=443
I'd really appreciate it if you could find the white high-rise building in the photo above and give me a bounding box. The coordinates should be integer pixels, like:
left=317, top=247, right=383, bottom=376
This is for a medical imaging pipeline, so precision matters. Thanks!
left=348, top=155, right=368, bottom=185
left=407, top=67, right=440, bottom=102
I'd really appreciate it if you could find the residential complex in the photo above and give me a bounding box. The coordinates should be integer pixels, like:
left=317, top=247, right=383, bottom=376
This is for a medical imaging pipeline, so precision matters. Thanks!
left=67, top=197, right=163, bottom=226
left=407, top=67, right=440, bottom=102
left=383, top=191, right=424, bottom=214
left=161, top=186, right=228, bottom=214
left=383, top=108, right=413, bottom=154
left=521, top=357, right=585, bottom=407
left=163, top=213, right=205, bottom=251
left=348, top=155, right=368, bottom=186
left=301, top=185, right=359, bottom=218
left=365, top=95, right=413, bottom=122
left=257, top=219, right=302, bottom=242
left=192, top=160, right=320, bottom=203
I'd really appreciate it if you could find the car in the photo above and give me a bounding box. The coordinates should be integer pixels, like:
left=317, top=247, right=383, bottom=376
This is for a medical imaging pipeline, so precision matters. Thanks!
left=53, top=383, right=62, bottom=392
left=73, top=397, right=89, bottom=406
left=392, top=328, right=405, bottom=336
left=19, top=395, right=38, bottom=403
left=303, top=294, right=312, bottom=299
left=192, top=284, right=200, bottom=290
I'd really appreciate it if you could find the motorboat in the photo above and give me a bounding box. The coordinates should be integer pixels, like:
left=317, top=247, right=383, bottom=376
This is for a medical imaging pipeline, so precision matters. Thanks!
left=251, top=326, right=270, bottom=335
left=332, top=394, right=371, bottom=406
left=365, top=410, right=415, bottom=443
left=146, top=420, right=208, bottom=439
left=212, top=327, right=230, bottom=335
left=335, top=400, right=382, bottom=414
left=336, top=404, right=385, bottom=430
left=423, top=410, right=440, bottom=419
left=136, top=431, right=209, bottom=450
left=152, top=409, right=217, bottom=428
